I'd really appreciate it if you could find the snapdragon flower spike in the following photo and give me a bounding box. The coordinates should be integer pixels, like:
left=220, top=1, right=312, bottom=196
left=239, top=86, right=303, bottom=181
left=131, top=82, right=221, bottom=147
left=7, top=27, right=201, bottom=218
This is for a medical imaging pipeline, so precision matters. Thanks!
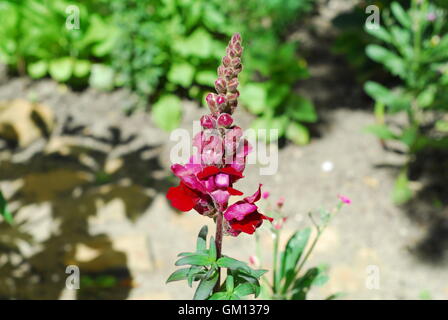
left=166, top=33, right=272, bottom=236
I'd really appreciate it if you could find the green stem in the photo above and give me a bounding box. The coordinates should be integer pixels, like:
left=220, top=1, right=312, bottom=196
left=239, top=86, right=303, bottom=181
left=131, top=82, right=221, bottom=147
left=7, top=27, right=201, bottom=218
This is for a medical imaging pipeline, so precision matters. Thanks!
left=272, top=229, right=280, bottom=294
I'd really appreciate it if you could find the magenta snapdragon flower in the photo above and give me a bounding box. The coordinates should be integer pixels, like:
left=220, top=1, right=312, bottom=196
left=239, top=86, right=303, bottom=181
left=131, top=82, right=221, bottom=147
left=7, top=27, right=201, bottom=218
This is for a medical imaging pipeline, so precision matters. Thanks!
left=167, top=34, right=273, bottom=236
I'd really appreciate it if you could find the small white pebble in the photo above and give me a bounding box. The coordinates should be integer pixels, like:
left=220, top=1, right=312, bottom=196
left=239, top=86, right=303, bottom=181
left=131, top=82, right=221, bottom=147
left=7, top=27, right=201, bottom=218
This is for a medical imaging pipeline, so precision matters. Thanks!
left=321, top=161, right=334, bottom=172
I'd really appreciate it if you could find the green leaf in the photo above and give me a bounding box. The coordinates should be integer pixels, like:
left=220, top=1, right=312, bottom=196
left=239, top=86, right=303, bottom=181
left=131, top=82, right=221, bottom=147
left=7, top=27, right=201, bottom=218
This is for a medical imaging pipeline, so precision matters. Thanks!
left=217, top=256, right=250, bottom=272
left=187, top=266, right=203, bottom=287
left=364, top=124, right=397, bottom=140
left=239, top=83, right=267, bottom=115
left=312, top=265, right=329, bottom=286
left=0, top=190, right=13, bottom=224
left=287, top=95, right=317, bottom=123
left=73, top=60, right=91, bottom=78
left=400, top=126, right=418, bottom=148
left=208, top=292, right=228, bottom=300
left=28, top=60, right=47, bottom=78
left=233, top=282, right=257, bottom=297
left=365, top=25, right=392, bottom=44
left=226, top=274, right=234, bottom=293
left=196, top=225, right=208, bottom=251
left=193, top=271, right=219, bottom=300
left=417, top=86, right=436, bottom=108
left=166, top=268, right=190, bottom=283
left=280, top=228, right=311, bottom=292
left=364, top=81, right=410, bottom=112
left=49, top=57, right=74, bottom=82
left=392, top=171, right=413, bottom=204
left=175, top=254, right=212, bottom=267
left=151, top=95, right=182, bottom=131
left=209, top=237, right=217, bottom=262
left=174, top=28, right=213, bottom=58
left=366, top=45, right=405, bottom=78
left=168, top=63, right=195, bottom=87
left=290, top=267, right=319, bottom=300
left=286, top=122, right=309, bottom=145
left=390, top=2, right=411, bottom=29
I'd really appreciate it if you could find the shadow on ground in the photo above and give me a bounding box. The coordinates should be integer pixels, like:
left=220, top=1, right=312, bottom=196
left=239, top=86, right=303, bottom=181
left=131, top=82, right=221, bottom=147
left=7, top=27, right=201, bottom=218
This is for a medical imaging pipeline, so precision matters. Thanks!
left=0, top=127, right=173, bottom=299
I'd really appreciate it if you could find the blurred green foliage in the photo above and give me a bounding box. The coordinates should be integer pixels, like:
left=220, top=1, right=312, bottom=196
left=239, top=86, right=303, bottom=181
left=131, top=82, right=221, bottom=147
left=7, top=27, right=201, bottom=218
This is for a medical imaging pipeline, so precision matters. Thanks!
left=0, top=0, right=316, bottom=144
left=0, top=190, right=13, bottom=224
left=0, top=0, right=118, bottom=86
left=363, top=0, right=448, bottom=204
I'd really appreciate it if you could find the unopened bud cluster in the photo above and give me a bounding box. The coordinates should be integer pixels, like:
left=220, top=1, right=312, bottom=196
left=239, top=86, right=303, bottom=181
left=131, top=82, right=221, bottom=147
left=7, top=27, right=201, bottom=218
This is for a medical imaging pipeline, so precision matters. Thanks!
left=203, top=33, right=243, bottom=127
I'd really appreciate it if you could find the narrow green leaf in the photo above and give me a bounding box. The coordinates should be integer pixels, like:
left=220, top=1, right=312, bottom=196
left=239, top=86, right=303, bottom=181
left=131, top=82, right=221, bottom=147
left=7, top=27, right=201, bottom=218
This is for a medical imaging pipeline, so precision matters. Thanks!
left=193, top=271, right=219, bottom=300
left=290, top=267, right=319, bottom=300
left=166, top=268, right=190, bottom=283
left=209, top=237, right=217, bottom=262
left=196, top=225, right=208, bottom=251
left=391, top=2, right=411, bottom=28
left=226, top=274, right=234, bottom=293
left=365, top=25, right=392, bottom=43
left=175, top=254, right=212, bottom=267
left=217, top=256, right=250, bottom=272
left=281, top=228, right=311, bottom=292
left=366, top=45, right=405, bottom=78
left=364, top=124, right=397, bottom=140
left=0, top=190, right=13, bottom=224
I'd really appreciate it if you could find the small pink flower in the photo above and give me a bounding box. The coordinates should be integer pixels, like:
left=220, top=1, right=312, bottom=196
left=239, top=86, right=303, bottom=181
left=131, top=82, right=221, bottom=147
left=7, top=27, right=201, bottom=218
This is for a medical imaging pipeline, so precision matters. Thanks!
left=249, top=255, right=259, bottom=268
left=338, top=194, right=351, bottom=205
left=273, top=217, right=287, bottom=230
left=427, top=12, right=437, bottom=22
left=262, top=191, right=270, bottom=199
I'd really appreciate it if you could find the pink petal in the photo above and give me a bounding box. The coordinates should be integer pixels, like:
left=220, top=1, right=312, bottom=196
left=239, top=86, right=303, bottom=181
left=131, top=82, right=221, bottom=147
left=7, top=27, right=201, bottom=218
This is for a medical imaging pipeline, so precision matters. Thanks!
left=224, top=202, right=258, bottom=221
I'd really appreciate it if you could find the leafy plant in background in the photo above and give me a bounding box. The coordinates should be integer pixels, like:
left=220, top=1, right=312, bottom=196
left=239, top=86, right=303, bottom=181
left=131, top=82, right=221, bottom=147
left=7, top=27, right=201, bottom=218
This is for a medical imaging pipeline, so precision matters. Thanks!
left=107, top=0, right=316, bottom=144
left=166, top=34, right=273, bottom=300
left=0, top=0, right=118, bottom=87
left=250, top=194, right=349, bottom=300
left=0, top=190, right=13, bottom=224
left=363, top=0, right=448, bottom=204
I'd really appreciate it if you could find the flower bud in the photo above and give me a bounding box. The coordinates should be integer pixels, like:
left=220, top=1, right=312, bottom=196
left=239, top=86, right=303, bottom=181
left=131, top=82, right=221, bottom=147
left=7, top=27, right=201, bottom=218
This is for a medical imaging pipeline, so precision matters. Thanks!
left=234, top=43, right=243, bottom=56
left=216, top=95, right=226, bottom=105
left=222, top=56, right=231, bottom=67
left=217, top=113, right=233, bottom=127
left=227, top=78, right=239, bottom=92
left=215, top=78, right=226, bottom=94
left=231, top=33, right=241, bottom=45
left=206, top=93, right=218, bottom=115
left=231, top=57, right=241, bottom=69
left=217, top=65, right=226, bottom=78
left=200, top=114, right=216, bottom=129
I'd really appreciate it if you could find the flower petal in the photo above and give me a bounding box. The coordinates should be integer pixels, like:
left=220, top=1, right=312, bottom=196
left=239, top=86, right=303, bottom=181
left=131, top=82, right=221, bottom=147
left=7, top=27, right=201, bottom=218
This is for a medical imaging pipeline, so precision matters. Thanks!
left=166, top=184, right=197, bottom=211
left=244, top=184, right=262, bottom=204
left=224, top=201, right=257, bottom=221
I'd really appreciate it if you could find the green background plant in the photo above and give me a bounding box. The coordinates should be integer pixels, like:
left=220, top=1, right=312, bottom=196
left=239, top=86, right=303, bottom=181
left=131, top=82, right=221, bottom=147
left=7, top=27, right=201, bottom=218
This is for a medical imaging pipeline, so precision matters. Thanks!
left=363, top=0, right=448, bottom=204
left=0, top=0, right=317, bottom=144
